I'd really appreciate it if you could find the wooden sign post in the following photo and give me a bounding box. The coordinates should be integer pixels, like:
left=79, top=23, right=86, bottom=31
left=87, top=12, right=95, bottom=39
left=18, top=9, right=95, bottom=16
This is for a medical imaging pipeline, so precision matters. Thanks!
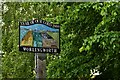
left=35, top=53, right=46, bottom=80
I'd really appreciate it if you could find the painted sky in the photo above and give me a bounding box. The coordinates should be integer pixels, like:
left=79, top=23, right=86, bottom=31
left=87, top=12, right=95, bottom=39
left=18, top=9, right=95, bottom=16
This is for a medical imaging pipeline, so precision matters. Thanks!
left=20, top=24, right=59, bottom=32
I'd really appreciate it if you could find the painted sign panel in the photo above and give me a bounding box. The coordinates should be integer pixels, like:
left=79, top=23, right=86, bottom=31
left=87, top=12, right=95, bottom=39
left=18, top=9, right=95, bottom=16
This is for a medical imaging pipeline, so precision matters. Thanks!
left=19, top=19, right=60, bottom=53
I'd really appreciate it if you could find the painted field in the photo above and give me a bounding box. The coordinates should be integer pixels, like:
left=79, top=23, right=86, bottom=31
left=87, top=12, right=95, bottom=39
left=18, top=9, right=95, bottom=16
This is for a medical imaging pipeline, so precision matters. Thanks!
left=20, top=31, right=33, bottom=46
left=47, top=32, right=59, bottom=48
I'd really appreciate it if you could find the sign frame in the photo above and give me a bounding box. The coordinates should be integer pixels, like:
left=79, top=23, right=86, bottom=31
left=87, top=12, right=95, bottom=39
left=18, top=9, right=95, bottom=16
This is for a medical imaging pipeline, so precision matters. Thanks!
left=19, top=19, right=60, bottom=53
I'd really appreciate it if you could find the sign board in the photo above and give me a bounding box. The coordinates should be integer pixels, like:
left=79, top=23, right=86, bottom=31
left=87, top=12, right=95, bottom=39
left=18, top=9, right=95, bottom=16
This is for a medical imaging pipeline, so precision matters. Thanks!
left=19, top=19, right=60, bottom=53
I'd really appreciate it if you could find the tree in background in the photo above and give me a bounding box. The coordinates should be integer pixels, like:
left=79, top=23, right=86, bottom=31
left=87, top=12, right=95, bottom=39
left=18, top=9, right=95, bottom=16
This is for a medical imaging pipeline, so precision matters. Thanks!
left=79, top=2, right=120, bottom=79
left=47, top=2, right=120, bottom=80
left=1, top=2, right=64, bottom=79
left=1, top=2, right=120, bottom=80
